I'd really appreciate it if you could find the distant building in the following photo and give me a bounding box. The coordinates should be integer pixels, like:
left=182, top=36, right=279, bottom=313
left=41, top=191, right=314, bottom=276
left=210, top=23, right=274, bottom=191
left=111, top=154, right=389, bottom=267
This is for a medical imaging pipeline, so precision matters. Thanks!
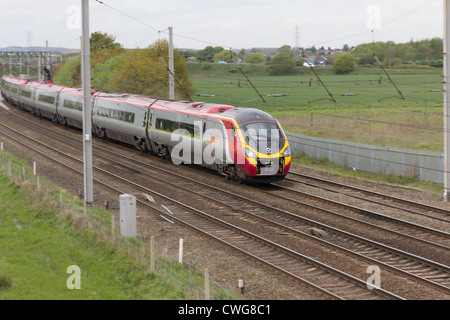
left=304, top=55, right=328, bottom=67
left=317, top=48, right=345, bottom=56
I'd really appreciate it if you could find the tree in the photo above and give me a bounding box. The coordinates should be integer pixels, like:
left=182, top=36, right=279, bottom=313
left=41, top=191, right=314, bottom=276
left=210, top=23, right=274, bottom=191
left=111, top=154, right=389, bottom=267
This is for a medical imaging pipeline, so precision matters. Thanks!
left=90, top=31, right=122, bottom=51
left=352, top=38, right=444, bottom=67
left=243, top=53, right=265, bottom=64
left=279, top=45, right=292, bottom=55
left=213, top=50, right=237, bottom=63
left=269, top=53, right=296, bottom=75
left=90, top=32, right=124, bottom=68
left=333, top=53, right=356, bottom=74
left=91, top=55, right=126, bottom=90
left=305, top=46, right=317, bottom=55
left=195, top=46, right=224, bottom=62
left=56, top=32, right=125, bottom=87
left=108, top=39, right=195, bottom=100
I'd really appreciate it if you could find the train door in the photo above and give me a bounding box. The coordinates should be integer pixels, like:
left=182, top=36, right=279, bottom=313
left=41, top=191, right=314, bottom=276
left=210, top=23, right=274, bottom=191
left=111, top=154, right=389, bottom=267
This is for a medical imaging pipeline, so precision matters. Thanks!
left=202, top=118, right=229, bottom=166
left=144, top=100, right=159, bottom=154
left=224, top=121, right=238, bottom=164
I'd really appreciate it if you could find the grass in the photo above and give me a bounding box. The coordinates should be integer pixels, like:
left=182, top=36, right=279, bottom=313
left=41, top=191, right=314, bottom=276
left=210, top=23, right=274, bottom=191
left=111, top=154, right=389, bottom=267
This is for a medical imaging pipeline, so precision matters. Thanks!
left=0, top=150, right=238, bottom=300
left=0, top=172, right=185, bottom=299
left=188, top=65, right=444, bottom=152
left=290, top=151, right=442, bottom=192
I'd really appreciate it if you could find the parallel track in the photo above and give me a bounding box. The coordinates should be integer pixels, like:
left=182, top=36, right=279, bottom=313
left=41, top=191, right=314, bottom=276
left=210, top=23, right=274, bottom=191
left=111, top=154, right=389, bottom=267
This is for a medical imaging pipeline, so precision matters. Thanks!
left=285, top=172, right=450, bottom=224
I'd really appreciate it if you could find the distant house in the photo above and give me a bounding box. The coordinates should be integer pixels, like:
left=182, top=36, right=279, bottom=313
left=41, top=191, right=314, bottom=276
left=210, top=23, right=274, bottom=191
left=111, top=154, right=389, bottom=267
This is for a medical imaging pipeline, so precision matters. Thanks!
left=317, top=47, right=346, bottom=56
left=317, top=48, right=332, bottom=56
left=263, top=52, right=278, bottom=60
left=304, top=55, right=328, bottom=67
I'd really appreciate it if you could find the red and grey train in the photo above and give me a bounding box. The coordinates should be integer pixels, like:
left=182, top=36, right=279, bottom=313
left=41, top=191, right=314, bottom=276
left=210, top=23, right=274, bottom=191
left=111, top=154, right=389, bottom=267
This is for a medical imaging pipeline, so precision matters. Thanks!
left=1, top=75, right=291, bottom=183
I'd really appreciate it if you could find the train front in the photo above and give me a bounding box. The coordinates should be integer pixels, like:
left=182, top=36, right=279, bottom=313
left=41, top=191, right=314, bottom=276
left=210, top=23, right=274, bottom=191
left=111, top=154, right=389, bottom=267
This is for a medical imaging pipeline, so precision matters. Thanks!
left=234, top=109, right=291, bottom=183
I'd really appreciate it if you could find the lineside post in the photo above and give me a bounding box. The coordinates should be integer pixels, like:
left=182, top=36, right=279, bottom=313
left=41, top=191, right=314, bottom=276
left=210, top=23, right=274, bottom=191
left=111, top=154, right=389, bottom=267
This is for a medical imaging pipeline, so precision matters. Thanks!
left=81, top=0, right=94, bottom=207
left=445, top=0, right=450, bottom=201
left=169, top=26, right=175, bottom=100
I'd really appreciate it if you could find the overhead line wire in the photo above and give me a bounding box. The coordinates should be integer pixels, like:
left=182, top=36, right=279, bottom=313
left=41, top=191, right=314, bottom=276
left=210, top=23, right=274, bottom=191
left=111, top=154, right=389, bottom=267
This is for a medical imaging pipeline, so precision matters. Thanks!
left=94, top=0, right=231, bottom=48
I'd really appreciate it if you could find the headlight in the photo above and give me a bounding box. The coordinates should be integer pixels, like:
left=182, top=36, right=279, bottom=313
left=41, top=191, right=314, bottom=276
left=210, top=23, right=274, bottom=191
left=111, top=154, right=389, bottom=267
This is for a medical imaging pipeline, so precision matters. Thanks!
left=244, top=148, right=257, bottom=159
left=282, top=146, right=291, bottom=157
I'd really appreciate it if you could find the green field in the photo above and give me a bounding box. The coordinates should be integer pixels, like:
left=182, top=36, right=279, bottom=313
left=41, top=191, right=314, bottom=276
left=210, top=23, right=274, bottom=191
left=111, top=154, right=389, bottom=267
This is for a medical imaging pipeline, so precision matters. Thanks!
left=52, top=59, right=445, bottom=152
left=188, top=64, right=444, bottom=152
left=190, top=70, right=442, bottom=109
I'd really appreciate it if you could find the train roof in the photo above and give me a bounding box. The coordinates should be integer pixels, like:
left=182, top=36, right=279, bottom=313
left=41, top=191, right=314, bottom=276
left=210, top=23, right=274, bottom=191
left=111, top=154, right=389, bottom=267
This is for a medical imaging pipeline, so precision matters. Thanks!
left=2, top=75, right=276, bottom=123
left=2, top=75, right=86, bottom=94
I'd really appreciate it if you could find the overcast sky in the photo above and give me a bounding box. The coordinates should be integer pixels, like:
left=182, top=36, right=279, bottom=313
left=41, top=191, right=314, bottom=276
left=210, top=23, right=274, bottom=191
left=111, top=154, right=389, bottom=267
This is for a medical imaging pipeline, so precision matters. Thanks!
left=0, top=0, right=444, bottom=50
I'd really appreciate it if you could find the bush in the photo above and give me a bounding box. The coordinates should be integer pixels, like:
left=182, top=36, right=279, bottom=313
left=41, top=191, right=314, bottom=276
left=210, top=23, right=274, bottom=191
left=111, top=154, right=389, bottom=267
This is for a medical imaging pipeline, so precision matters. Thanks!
left=430, top=60, right=443, bottom=68
left=269, top=53, right=297, bottom=75
left=333, top=53, right=356, bottom=74
left=0, top=272, right=12, bottom=291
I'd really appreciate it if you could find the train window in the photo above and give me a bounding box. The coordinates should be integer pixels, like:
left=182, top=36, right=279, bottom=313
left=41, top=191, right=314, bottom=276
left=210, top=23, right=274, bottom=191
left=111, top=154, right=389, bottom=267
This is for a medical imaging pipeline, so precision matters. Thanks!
left=63, top=100, right=82, bottom=111
left=148, top=112, right=153, bottom=129
left=96, top=107, right=134, bottom=123
left=126, top=112, right=135, bottom=123
left=194, top=122, right=202, bottom=137
left=20, top=90, right=32, bottom=98
left=241, top=121, right=286, bottom=153
left=156, top=118, right=176, bottom=132
left=98, top=107, right=111, bottom=118
left=38, top=94, right=55, bottom=104
left=11, top=86, right=18, bottom=94
left=180, top=123, right=195, bottom=137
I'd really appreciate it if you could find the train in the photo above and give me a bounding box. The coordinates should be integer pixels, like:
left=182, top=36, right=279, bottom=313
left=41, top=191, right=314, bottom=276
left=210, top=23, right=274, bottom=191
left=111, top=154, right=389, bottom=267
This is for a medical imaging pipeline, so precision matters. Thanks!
left=0, top=75, right=291, bottom=183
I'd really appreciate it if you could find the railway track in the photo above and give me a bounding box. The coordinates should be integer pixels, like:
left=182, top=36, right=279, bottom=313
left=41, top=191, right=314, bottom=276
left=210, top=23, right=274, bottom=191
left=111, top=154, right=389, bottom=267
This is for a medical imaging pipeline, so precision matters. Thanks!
left=285, top=172, right=450, bottom=224
left=1, top=106, right=450, bottom=299
left=258, top=183, right=450, bottom=253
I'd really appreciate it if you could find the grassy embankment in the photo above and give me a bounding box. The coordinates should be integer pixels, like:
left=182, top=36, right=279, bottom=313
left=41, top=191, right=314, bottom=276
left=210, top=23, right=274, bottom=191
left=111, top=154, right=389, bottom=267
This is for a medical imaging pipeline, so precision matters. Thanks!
left=0, top=150, right=230, bottom=299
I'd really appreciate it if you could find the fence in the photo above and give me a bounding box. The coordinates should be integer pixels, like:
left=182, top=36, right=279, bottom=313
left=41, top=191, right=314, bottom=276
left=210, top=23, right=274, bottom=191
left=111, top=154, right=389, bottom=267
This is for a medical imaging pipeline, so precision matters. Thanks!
left=286, top=131, right=444, bottom=184
left=0, top=145, right=237, bottom=300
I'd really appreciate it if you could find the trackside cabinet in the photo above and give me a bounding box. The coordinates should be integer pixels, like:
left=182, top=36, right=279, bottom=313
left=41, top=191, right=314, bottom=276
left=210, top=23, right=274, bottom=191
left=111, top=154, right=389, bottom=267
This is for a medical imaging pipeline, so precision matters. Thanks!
left=120, top=194, right=137, bottom=237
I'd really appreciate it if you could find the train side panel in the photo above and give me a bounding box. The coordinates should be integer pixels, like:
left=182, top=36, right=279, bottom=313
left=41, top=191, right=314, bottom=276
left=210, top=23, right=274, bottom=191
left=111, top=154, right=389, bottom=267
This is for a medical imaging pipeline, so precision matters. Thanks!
left=33, top=86, right=58, bottom=120
left=57, top=89, right=84, bottom=129
left=92, top=96, right=148, bottom=151
left=16, top=83, right=35, bottom=111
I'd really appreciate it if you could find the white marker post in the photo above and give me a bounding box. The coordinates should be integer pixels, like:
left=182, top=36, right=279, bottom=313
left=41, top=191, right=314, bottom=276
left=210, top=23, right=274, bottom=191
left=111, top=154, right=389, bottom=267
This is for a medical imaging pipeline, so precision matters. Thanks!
left=179, top=238, right=184, bottom=264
